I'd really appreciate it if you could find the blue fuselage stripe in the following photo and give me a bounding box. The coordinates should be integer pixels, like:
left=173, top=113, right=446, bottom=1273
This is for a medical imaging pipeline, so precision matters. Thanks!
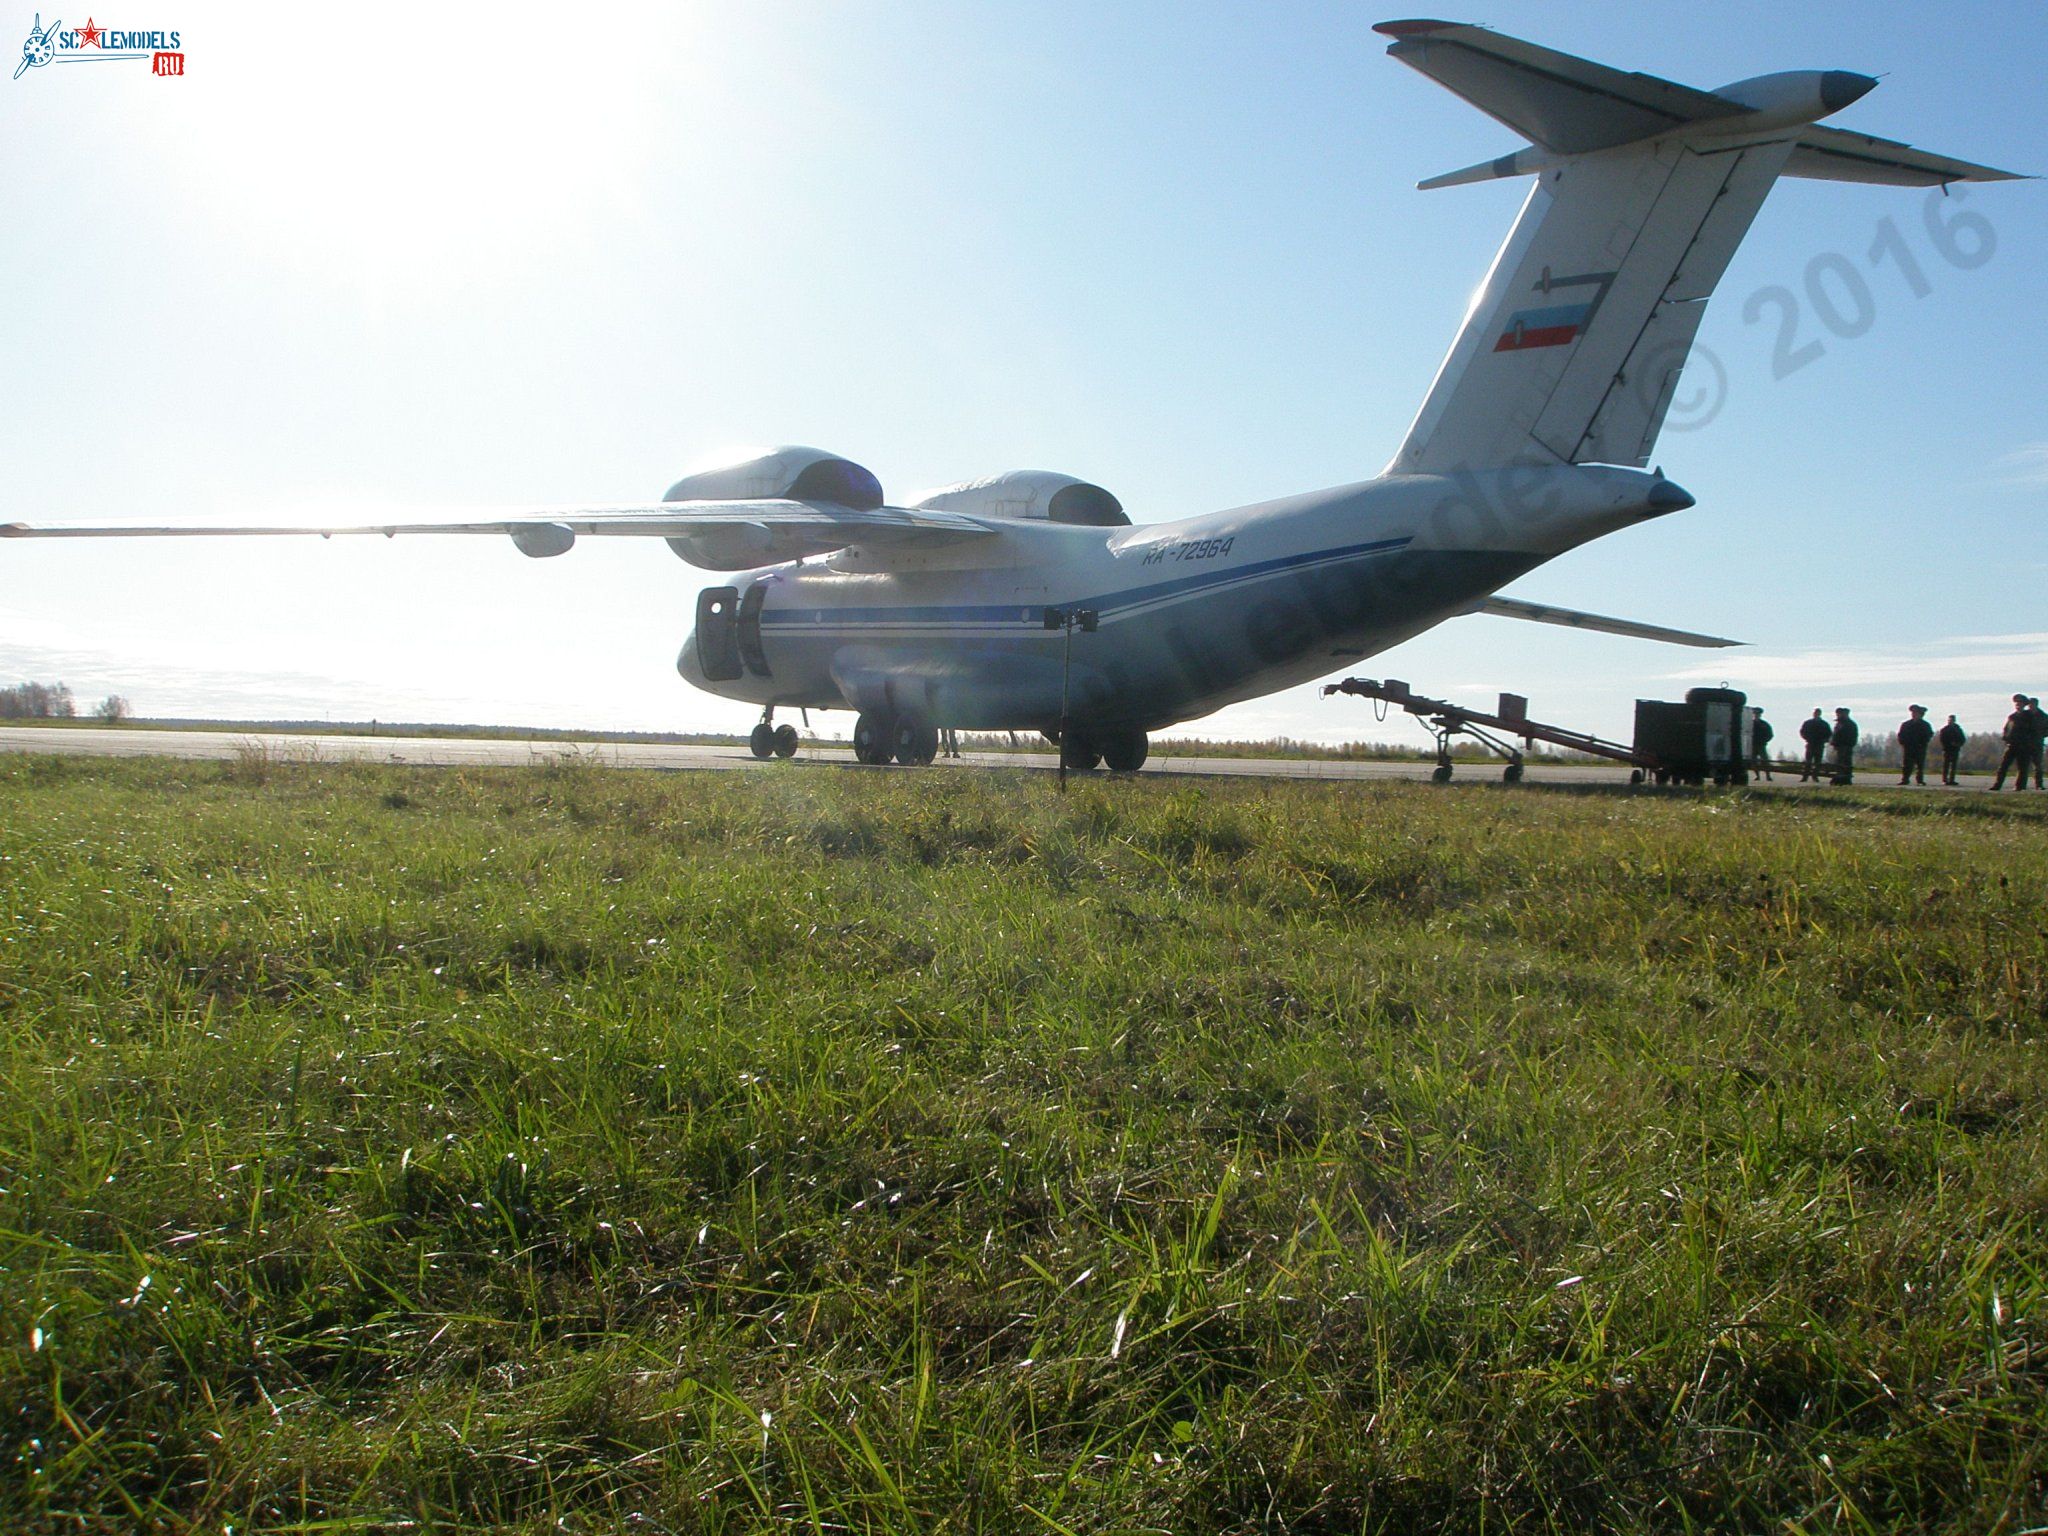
left=757, top=534, right=1412, bottom=629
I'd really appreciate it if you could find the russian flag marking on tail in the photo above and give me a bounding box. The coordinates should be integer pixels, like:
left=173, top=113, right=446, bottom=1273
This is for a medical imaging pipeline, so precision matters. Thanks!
left=1494, top=269, right=1614, bottom=352
left=1495, top=303, right=1593, bottom=351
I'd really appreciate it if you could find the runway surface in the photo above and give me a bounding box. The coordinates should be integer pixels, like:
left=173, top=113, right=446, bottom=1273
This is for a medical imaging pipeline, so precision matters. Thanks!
left=1, top=724, right=1652, bottom=784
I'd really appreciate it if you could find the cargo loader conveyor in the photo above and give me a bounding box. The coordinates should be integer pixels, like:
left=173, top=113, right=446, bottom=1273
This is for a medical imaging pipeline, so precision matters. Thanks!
left=1322, top=678, right=1755, bottom=786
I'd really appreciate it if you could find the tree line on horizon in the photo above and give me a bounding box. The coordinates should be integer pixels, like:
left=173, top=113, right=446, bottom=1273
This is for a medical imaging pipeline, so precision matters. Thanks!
left=0, top=681, right=129, bottom=722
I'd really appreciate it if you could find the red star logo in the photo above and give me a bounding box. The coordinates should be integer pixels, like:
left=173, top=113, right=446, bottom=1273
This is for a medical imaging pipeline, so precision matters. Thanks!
left=76, top=18, right=102, bottom=47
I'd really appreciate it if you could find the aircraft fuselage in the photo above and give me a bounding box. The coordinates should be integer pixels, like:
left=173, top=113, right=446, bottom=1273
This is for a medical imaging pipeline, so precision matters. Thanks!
left=678, top=464, right=1690, bottom=733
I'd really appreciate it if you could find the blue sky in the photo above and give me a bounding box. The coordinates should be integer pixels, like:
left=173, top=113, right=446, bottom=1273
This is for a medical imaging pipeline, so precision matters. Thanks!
left=3, top=1, right=2043, bottom=746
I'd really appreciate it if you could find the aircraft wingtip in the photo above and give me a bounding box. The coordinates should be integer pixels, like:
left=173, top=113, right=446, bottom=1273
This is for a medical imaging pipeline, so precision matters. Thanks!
left=0, top=523, right=28, bottom=538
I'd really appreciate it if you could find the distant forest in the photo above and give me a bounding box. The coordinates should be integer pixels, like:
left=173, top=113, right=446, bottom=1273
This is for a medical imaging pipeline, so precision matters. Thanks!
left=0, top=682, right=128, bottom=722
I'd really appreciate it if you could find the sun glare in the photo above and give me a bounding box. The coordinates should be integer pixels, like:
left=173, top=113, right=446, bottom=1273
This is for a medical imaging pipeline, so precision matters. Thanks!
left=159, top=8, right=707, bottom=293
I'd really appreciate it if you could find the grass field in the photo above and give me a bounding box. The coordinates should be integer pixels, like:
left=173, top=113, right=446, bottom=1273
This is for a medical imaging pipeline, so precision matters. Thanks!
left=1, top=755, right=2043, bottom=1534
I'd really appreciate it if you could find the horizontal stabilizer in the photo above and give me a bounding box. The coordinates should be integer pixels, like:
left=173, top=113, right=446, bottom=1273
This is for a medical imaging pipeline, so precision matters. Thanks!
left=1470, top=595, right=1740, bottom=648
left=1375, top=19, right=1743, bottom=155
left=1784, top=124, right=2028, bottom=185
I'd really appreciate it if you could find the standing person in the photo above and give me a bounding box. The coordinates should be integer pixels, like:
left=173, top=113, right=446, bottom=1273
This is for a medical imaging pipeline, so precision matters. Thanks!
left=1938, top=713, right=1967, bottom=786
left=1991, top=694, right=2029, bottom=790
left=1830, top=707, right=1859, bottom=785
left=941, top=726, right=961, bottom=760
left=1798, top=709, right=1831, bottom=782
left=1896, top=705, right=1934, bottom=786
left=1750, top=709, right=1775, bottom=781
left=2025, top=698, right=2048, bottom=790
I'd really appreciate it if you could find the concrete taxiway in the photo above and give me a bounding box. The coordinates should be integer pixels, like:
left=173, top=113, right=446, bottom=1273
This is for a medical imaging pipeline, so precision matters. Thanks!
left=1, top=724, right=1650, bottom=783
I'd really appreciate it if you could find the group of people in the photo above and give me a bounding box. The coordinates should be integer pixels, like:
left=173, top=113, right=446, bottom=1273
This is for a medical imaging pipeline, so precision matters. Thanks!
left=1751, top=695, right=2045, bottom=788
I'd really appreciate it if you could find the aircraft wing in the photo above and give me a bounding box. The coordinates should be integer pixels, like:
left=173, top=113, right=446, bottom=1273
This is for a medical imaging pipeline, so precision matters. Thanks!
left=1470, top=595, right=1740, bottom=648
left=1782, top=124, right=2028, bottom=185
left=0, top=499, right=997, bottom=571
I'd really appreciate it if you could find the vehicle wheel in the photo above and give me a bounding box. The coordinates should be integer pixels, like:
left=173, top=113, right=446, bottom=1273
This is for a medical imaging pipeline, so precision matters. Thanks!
left=1629, top=769, right=1645, bottom=786
left=1101, top=729, right=1148, bottom=773
left=1502, top=761, right=1523, bottom=784
left=853, top=710, right=896, bottom=765
left=894, top=716, right=939, bottom=767
left=1430, top=763, right=1452, bottom=784
left=748, top=723, right=775, bottom=759
left=772, top=723, right=799, bottom=758
left=1060, top=731, right=1102, bottom=773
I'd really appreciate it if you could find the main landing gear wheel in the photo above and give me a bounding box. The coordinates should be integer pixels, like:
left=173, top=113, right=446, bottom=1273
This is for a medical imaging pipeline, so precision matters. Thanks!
left=1502, top=760, right=1523, bottom=784
left=748, top=722, right=776, bottom=759
left=772, top=723, right=799, bottom=759
left=894, top=717, right=940, bottom=767
left=1430, top=762, right=1453, bottom=785
left=853, top=710, right=896, bottom=766
left=1059, top=731, right=1103, bottom=773
left=1100, top=729, right=1148, bottom=774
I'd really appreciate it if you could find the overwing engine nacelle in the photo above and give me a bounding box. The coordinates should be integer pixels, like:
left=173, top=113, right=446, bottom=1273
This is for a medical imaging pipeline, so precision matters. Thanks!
left=909, top=469, right=1128, bottom=526
left=663, top=445, right=885, bottom=569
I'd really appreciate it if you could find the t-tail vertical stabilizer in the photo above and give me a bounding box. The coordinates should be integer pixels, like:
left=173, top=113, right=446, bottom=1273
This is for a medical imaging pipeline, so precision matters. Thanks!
left=1375, top=19, right=2026, bottom=477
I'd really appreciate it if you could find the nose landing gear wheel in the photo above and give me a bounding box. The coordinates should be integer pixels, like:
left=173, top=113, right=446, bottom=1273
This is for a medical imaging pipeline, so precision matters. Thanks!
left=772, top=723, right=799, bottom=758
left=748, top=723, right=775, bottom=759
left=894, top=717, right=940, bottom=767
left=853, top=710, right=896, bottom=765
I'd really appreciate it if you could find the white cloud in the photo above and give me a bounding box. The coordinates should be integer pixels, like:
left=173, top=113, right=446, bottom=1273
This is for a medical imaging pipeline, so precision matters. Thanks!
left=1997, top=444, right=2048, bottom=486
left=1670, top=632, right=2048, bottom=691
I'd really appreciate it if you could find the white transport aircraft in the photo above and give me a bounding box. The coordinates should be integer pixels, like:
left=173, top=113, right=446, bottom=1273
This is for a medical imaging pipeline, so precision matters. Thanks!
left=5, top=21, right=2024, bottom=770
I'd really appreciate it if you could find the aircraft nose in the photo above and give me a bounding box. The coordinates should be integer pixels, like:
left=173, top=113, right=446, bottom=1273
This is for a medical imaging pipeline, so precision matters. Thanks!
left=1820, top=71, right=1878, bottom=113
